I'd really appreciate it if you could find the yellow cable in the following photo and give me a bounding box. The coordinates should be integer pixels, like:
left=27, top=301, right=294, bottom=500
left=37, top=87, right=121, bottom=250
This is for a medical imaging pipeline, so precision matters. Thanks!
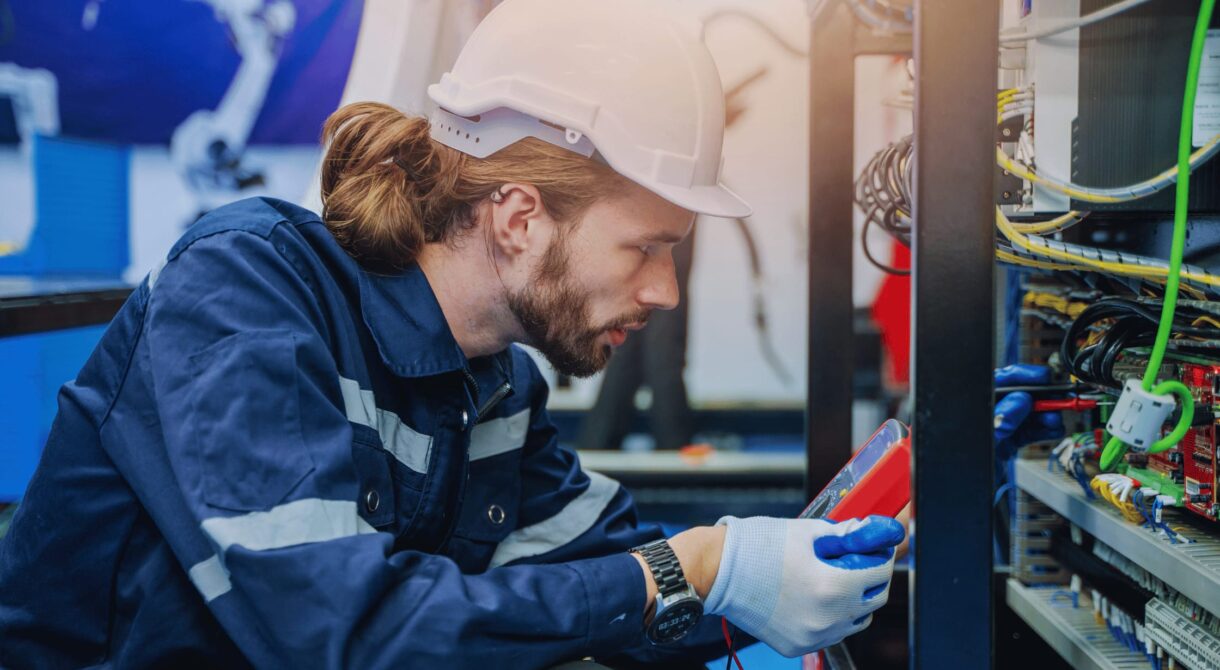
left=1007, top=211, right=1087, bottom=234
left=1192, top=316, right=1220, bottom=329
left=1090, top=477, right=1145, bottom=524
left=997, top=207, right=1220, bottom=289
left=996, top=249, right=1082, bottom=272
left=1023, top=291, right=1088, bottom=318
left=997, top=150, right=1127, bottom=203
left=997, top=139, right=1220, bottom=204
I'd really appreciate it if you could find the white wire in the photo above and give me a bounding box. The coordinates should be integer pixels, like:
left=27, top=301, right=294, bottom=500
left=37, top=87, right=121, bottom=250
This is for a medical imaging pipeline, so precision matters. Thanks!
left=998, top=0, right=1153, bottom=44
left=1000, top=106, right=1033, bottom=123
left=1017, top=130, right=1035, bottom=163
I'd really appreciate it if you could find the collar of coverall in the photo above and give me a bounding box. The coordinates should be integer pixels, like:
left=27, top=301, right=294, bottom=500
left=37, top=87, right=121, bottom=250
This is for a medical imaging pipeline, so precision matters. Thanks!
left=356, top=262, right=514, bottom=386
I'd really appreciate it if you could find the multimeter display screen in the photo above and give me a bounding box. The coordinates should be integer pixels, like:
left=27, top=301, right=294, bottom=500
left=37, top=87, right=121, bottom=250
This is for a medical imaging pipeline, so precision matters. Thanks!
left=798, top=419, right=907, bottom=520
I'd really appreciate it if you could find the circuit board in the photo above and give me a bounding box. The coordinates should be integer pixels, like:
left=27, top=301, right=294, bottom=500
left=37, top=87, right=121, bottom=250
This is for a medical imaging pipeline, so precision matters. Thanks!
left=1121, top=360, right=1219, bottom=522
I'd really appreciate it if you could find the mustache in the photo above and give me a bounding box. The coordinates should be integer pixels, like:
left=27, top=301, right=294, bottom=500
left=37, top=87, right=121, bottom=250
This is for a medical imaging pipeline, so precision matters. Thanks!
left=602, top=309, right=652, bottom=332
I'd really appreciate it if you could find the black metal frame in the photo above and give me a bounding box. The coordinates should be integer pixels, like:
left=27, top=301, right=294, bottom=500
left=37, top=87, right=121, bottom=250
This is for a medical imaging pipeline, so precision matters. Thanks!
left=805, top=3, right=913, bottom=497
left=805, top=1, right=858, bottom=496
left=806, top=0, right=998, bottom=666
left=909, top=0, right=998, bottom=666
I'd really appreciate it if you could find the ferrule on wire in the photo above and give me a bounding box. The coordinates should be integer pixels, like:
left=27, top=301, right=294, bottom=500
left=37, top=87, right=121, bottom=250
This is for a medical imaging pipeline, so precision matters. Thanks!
left=1106, top=379, right=1176, bottom=450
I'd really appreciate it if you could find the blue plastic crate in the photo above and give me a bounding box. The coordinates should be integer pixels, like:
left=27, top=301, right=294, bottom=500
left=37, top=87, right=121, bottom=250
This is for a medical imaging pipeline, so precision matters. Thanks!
left=0, top=325, right=107, bottom=500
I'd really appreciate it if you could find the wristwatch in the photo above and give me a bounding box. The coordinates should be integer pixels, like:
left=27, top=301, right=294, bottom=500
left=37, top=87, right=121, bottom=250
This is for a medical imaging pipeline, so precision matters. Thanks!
left=631, top=539, right=704, bottom=644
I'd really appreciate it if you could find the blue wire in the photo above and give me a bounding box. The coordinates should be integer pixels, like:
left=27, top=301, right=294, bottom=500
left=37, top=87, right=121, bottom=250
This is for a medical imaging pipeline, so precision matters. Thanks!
left=1153, top=499, right=1181, bottom=544
left=1137, top=491, right=1155, bottom=529
left=1070, top=453, right=1094, bottom=498
left=994, top=482, right=1014, bottom=507
left=1002, top=267, right=1023, bottom=366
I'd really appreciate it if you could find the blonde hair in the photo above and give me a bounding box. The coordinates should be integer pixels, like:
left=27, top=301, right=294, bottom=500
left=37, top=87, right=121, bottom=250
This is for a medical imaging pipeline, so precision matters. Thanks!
left=319, top=102, right=626, bottom=272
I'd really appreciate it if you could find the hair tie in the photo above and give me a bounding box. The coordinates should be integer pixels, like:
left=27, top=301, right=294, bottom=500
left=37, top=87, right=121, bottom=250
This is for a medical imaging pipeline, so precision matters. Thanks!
left=392, top=155, right=421, bottom=181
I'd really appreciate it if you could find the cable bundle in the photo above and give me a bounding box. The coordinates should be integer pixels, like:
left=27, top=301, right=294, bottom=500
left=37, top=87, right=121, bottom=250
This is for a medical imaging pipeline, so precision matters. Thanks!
left=1060, top=297, right=1220, bottom=388
left=854, top=134, right=913, bottom=274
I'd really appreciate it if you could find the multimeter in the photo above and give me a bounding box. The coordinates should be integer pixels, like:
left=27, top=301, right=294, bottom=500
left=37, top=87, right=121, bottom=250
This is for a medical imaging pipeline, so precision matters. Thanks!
left=800, top=419, right=911, bottom=670
left=799, top=418, right=912, bottom=523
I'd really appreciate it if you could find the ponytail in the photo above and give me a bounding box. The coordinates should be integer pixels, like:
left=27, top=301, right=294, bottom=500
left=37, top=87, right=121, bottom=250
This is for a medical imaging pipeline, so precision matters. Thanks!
left=319, top=101, right=626, bottom=272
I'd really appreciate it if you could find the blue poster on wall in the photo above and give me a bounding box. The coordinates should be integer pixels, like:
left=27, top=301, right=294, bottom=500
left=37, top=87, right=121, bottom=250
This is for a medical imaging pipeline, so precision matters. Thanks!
left=0, top=0, right=362, bottom=145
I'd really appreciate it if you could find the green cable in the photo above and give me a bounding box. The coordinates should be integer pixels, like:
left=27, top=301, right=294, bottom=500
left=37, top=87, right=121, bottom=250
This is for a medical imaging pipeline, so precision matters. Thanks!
left=1100, top=0, right=1214, bottom=471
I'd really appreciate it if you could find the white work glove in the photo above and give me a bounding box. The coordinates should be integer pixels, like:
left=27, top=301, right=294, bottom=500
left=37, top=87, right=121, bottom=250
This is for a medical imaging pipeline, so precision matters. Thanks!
left=703, top=515, right=905, bottom=657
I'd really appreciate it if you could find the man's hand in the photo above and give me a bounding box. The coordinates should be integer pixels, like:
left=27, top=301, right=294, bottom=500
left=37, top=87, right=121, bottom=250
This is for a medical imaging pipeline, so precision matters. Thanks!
left=694, top=515, right=904, bottom=657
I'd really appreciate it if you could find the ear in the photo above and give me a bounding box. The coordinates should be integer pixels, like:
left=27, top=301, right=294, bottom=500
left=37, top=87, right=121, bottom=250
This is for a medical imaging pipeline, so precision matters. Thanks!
left=489, top=183, right=549, bottom=260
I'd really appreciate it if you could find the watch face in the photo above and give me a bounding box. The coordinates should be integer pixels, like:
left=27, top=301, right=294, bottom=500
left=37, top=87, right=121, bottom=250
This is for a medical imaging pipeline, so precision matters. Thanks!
left=649, top=599, right=703, bottom=644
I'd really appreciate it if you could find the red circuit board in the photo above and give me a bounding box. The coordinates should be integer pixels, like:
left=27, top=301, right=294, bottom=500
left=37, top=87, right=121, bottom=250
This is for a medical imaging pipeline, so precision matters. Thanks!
left=1144, top=362, right=1219, bottom=521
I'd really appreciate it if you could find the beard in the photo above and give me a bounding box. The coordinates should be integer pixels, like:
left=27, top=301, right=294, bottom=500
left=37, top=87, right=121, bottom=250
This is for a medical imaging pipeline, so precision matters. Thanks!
left=507, top=234, right=648, bottom=378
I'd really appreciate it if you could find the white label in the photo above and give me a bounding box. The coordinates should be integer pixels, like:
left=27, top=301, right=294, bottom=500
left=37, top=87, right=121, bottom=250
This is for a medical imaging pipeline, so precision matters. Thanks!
left=1194, top=30, right=1220, bottom=147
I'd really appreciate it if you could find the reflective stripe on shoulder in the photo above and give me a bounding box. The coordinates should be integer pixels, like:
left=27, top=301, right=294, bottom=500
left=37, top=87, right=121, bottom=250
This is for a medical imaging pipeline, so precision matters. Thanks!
left=469, top=408, right=531, bottom=462
left=147, top=256, right=169, bottom=291
left=188, top=554, right=232, bottom=602
left=488, top=470, right=621, bottom=568
left=201, top=498, right=377, bottom=553
left=338, top=376, right=432, bottom=474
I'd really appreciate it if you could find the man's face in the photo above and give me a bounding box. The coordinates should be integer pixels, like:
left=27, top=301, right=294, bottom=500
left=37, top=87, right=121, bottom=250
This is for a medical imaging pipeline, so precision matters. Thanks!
left=507, top=184, right=694, bottom=378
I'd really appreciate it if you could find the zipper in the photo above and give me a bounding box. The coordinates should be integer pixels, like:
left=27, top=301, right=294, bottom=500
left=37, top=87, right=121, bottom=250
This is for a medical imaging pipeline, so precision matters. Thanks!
left=460, top=367, right=514, bottom=423
left=461, top=368, right=479, bottom=401
left=477, top=381, right=514, bottom=421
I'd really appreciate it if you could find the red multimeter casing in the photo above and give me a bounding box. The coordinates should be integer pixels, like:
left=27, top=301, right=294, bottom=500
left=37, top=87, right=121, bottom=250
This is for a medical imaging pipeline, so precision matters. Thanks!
left=799, top=418, right=911, bottom=523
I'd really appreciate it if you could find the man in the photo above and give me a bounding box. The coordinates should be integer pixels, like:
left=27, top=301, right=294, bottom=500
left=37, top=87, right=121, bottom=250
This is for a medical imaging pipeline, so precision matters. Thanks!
left=0, top=0, right=904, bottom=667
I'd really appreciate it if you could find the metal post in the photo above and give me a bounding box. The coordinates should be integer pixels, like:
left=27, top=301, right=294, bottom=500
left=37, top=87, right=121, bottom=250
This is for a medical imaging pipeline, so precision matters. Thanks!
left=910, top=0, right=999, bottom=667
left=805, top=0, right=857, bottom=498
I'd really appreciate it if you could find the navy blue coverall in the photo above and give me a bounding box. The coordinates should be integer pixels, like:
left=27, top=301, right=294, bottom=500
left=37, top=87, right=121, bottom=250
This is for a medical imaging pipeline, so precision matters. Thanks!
left=0, top=198, right=728, bottom=668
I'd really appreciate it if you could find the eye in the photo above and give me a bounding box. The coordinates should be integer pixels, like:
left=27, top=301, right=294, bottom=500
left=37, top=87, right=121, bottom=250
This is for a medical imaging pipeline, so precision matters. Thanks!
left=639, top=245, right=653, bottom=256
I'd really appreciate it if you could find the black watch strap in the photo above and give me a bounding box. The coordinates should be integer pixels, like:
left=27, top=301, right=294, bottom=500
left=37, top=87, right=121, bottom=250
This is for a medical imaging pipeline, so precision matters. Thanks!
left=631, top=539, right=689, bottom=598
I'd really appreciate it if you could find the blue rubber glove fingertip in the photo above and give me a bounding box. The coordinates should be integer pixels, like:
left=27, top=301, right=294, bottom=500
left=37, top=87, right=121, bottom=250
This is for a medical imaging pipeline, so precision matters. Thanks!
left=864, top=515, right=907, bottom=547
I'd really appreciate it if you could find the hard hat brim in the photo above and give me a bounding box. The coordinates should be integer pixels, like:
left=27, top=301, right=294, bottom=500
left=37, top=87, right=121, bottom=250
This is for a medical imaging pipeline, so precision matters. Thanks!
left=649, top=180, right=753, bottom=219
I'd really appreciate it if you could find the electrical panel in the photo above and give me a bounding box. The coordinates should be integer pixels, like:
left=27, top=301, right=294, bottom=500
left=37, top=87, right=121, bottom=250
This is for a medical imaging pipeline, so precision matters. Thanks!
left=1118, top=359, right=1220, bottom=522
left=1003, top=0, right=1220, bottom=664
left=1073, top=0, right=1220, bottom=212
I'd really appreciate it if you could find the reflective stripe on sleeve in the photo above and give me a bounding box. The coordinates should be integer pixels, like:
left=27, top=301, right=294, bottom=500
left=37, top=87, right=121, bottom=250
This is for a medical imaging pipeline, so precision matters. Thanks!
left=469, top=409, right=531, bottom=462
left=201, top=498, right=377, bottom=553
left=488, top=470, right=621, bottom=568
left=338, top=376, right=432, bottom=474
left=188, top=554, right=233, bottom=602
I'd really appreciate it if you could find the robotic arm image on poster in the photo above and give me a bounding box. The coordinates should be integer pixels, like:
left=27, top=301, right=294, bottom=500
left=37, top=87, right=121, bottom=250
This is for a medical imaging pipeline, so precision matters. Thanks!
left=0, top=63, right=58, bottom=255
left=0, top=63, right=58, bottom=151
left=166, top=0, right=296, bottom=220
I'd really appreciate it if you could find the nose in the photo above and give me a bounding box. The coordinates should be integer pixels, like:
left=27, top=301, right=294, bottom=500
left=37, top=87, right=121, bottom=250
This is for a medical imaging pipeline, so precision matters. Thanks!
left=637, top=253, right=680, bottom=311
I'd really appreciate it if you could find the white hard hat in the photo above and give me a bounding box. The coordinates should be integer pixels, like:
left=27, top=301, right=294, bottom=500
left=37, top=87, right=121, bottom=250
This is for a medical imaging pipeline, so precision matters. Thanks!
left=427, top=0, right=752, bottom=218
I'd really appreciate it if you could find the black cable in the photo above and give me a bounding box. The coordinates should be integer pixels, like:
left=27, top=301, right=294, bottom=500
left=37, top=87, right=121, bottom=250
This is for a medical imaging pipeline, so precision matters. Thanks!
left=1061, top=297, right=1220, bottom=387
left=862, top=215, right=910, bottom=276
left=723, top=623, right=740, bottom=670
left=730, top=216, right=795, bottom=386
left=855, top=135, right=914, bottom=249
